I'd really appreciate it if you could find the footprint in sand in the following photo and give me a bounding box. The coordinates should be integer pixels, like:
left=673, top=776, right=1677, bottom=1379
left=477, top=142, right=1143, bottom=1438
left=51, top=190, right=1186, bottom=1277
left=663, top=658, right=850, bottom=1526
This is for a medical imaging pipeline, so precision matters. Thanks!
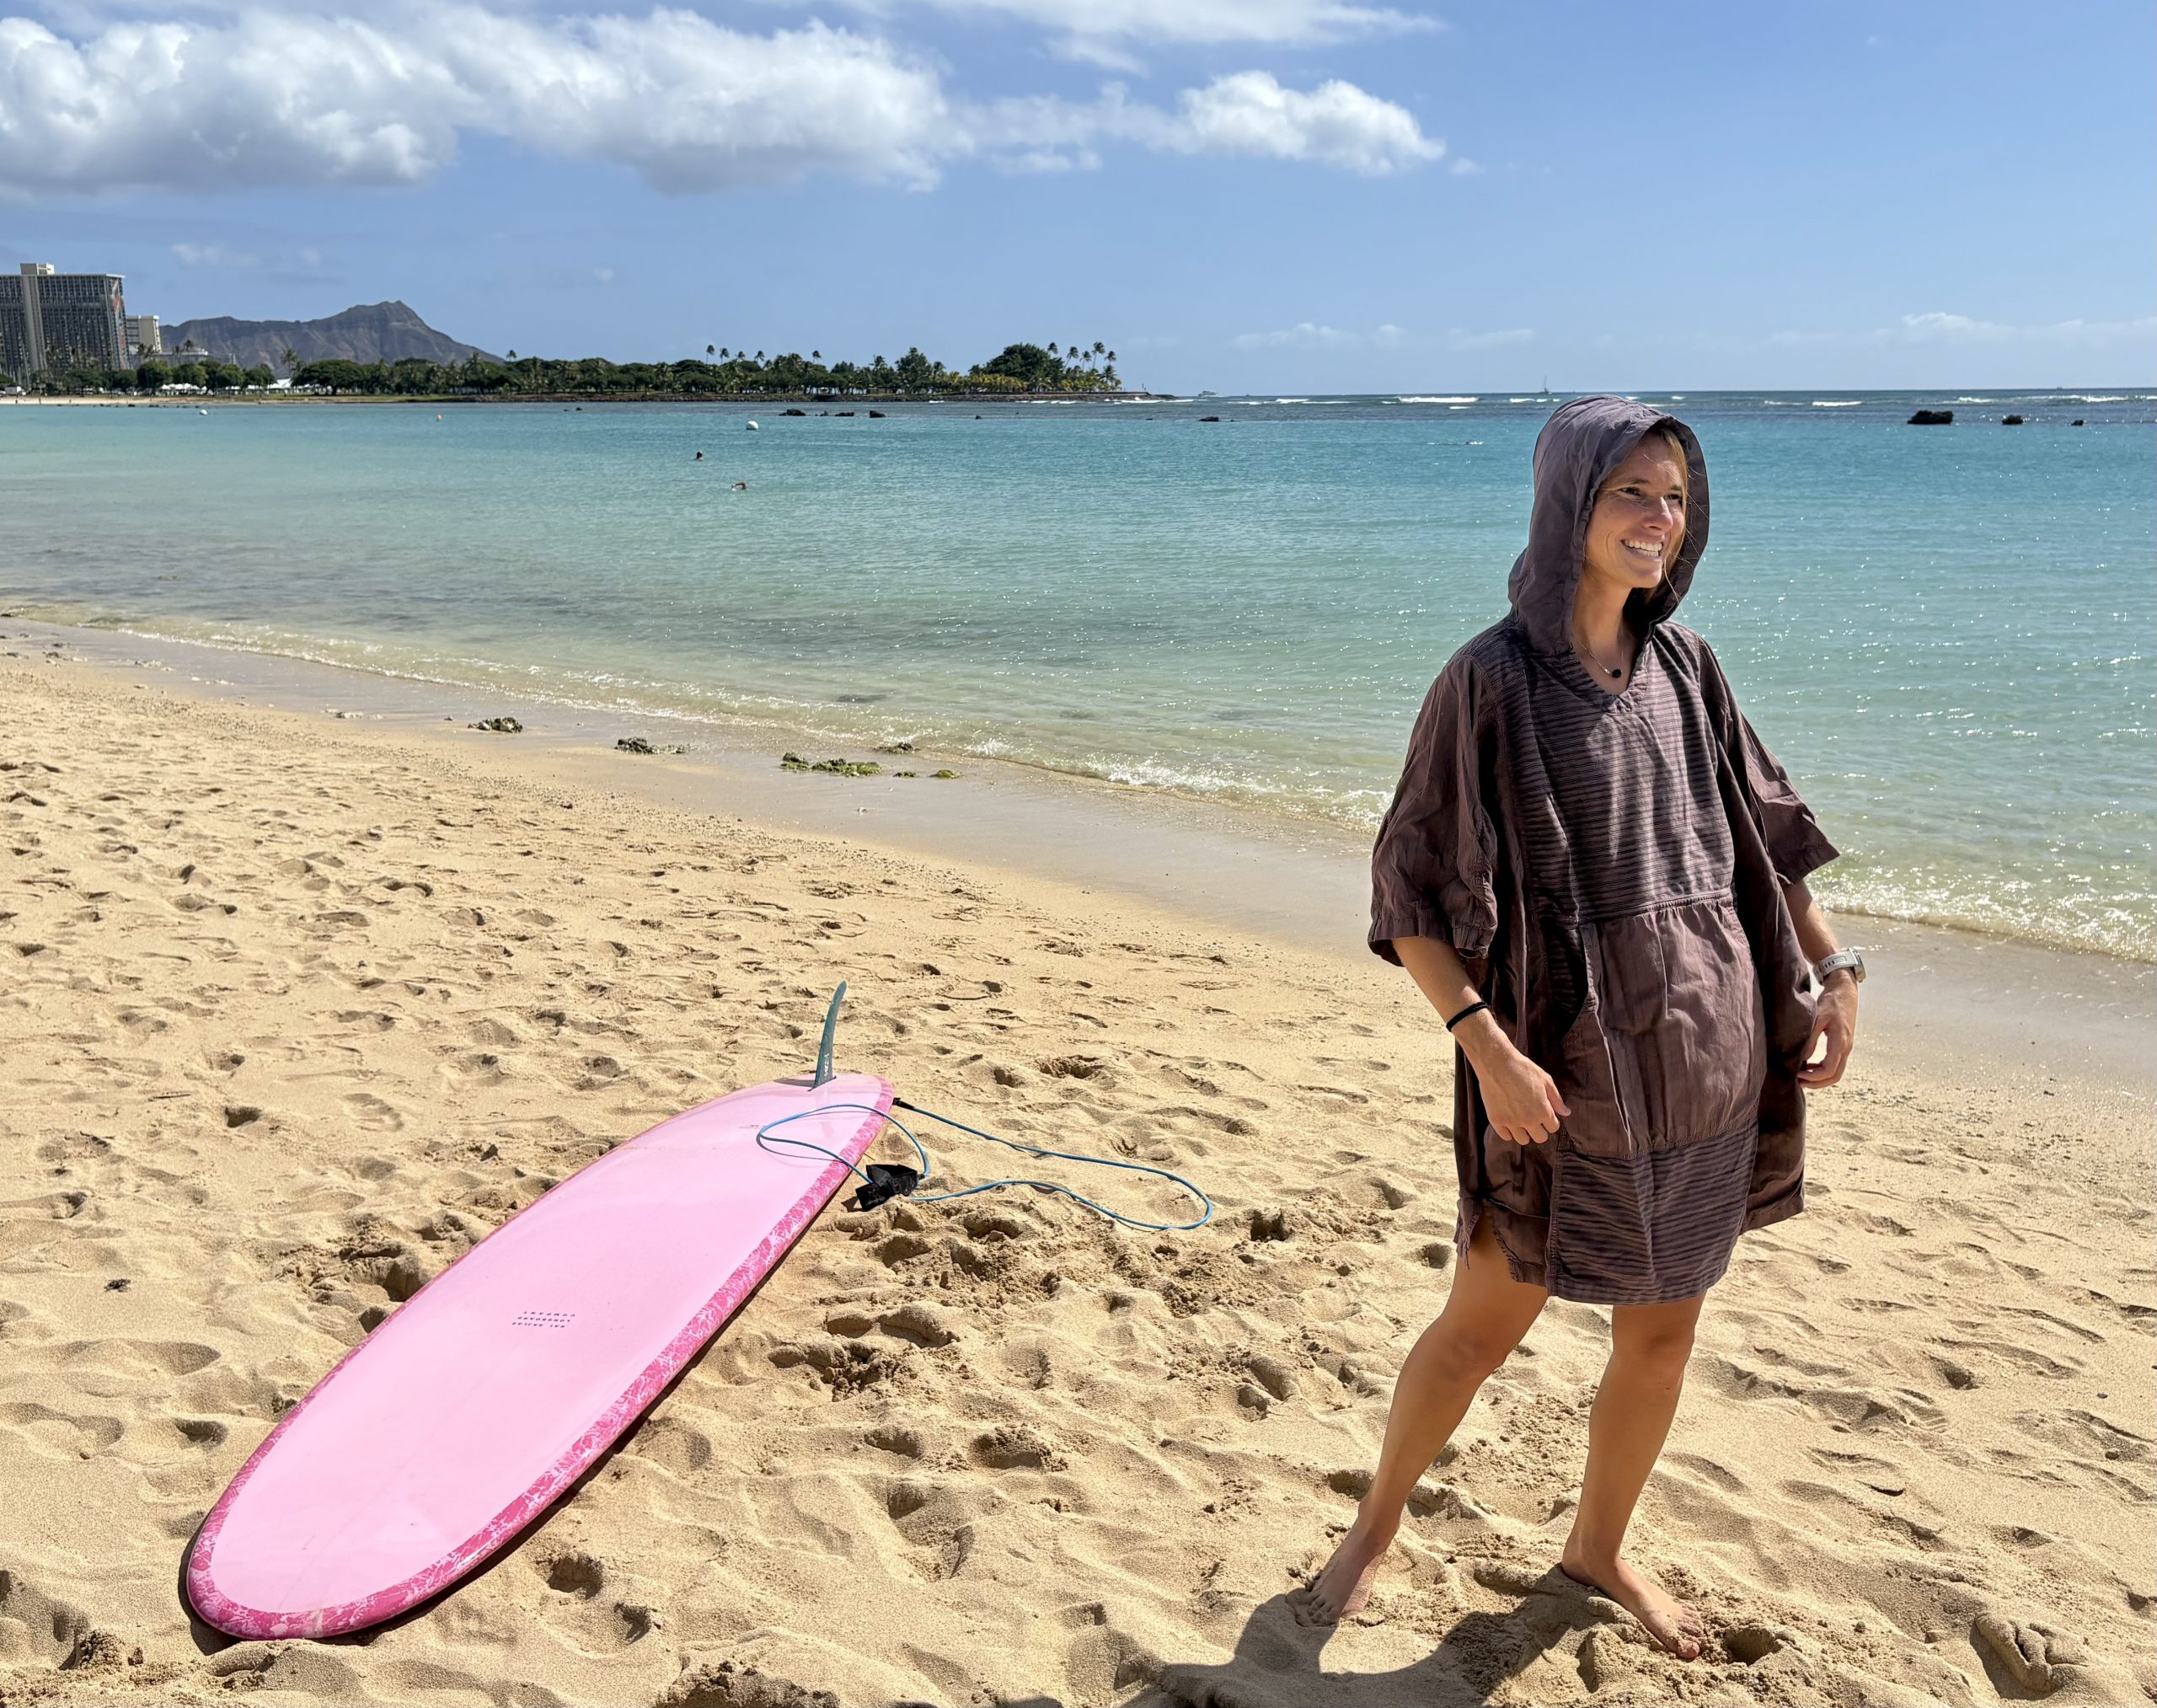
left=531, top=1550, right=660, bottom=1655
left=625, top=1414, right=715, bottom=1478
left=0, top=1401, right=124, bottom=1459
left=342, top=1091, right=405, bottom=1132
left=0, top=1567, right=94, bottom=1668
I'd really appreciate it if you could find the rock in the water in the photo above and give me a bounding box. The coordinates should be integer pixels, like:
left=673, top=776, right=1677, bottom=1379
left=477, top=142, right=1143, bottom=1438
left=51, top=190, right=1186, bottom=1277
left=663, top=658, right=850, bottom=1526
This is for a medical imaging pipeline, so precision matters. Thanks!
left=1908, top=409, right=1954, bottom=425
left=616, top=736, right=656, bottom=755
left=2002, top=414, right=2025, bottom=426
left=782, top=407, right=806, bottom=416
left=867, top=410, right=886, bottom=418
left=470, top=716, right=523, bottom=733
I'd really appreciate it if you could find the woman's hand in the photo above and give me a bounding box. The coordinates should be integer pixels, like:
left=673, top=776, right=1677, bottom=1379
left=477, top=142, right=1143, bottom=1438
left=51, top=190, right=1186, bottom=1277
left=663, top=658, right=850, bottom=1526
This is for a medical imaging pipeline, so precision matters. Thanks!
left=1457, top=1014, right=1570, bottom=1144
left=1798, top=970, right=1859, bottom=1087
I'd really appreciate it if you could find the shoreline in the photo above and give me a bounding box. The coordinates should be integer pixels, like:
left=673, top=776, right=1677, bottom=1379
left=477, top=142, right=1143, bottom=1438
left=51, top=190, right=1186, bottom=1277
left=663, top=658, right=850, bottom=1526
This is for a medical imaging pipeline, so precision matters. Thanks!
left=9, top=614, right=2150, bottom=1096
left=0, top=389, right=1171, bottom=408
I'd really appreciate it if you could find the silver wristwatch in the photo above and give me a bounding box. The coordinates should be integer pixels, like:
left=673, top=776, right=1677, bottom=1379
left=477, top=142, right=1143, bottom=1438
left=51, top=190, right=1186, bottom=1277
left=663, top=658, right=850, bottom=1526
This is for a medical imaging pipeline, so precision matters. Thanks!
left=1814, top=948, right=1865, bottom=986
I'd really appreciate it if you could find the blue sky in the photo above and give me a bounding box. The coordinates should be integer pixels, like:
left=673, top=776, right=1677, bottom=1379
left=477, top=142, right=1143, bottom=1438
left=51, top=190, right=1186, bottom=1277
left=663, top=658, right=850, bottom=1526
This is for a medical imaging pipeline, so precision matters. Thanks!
left=2, top=1, right=2149, bottom=391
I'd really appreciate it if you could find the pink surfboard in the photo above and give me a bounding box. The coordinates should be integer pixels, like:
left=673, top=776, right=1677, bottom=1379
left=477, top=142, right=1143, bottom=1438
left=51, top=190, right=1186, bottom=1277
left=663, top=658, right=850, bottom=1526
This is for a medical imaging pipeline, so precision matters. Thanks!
left=186, top=1070, right=893, bottom=1637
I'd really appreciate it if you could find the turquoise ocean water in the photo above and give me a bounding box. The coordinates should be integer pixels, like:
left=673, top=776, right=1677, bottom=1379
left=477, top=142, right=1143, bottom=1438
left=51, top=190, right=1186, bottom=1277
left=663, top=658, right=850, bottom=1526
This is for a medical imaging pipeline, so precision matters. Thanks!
left=3, top=389, right=2150, bottom=960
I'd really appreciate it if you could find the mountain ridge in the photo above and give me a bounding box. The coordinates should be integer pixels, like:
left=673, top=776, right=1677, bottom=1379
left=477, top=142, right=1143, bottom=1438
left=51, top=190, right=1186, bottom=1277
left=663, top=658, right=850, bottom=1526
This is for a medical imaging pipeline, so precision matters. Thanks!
left=159, top=302, right=499, bottom=369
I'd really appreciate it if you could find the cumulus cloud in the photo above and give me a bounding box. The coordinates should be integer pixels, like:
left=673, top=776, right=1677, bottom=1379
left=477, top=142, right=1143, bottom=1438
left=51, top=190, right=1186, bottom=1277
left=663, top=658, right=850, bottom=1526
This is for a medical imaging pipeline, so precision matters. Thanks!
left=0, top=8, right=1446, bottom=195
left=1163, top=72, right=1442, bottom=173
left=980, top=73, right=1442, bottom=175
left=0, top=10, right=950, bottom=195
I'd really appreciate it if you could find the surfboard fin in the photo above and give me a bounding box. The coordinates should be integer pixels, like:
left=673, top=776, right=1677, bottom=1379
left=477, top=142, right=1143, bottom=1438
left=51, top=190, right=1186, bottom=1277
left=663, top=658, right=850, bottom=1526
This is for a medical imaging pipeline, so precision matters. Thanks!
left=812, top=983, right=847, bottom=1088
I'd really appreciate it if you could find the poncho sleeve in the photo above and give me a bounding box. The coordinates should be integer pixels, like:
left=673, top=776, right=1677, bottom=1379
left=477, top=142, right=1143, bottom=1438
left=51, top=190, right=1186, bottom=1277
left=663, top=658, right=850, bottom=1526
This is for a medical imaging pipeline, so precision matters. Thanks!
left=1699, top=644, right=1839, bottom=886
left=1368, top=656, right=1499, bottom=965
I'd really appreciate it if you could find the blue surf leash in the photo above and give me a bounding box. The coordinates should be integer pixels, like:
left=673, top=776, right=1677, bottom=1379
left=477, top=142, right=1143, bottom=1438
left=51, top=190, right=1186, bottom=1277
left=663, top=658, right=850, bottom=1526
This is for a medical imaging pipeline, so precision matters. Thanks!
left=761, top=985, right=1212, bottom=1233
left=754, top=1098, right=1212, bottom=1232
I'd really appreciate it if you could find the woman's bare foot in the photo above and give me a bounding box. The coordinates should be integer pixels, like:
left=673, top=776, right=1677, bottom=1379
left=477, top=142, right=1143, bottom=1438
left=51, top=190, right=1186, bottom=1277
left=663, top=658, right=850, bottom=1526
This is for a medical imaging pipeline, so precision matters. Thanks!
left=1292, top=1522, right=1395, bottom=1625
left=1558, top=1547, right=1709, bottom=1659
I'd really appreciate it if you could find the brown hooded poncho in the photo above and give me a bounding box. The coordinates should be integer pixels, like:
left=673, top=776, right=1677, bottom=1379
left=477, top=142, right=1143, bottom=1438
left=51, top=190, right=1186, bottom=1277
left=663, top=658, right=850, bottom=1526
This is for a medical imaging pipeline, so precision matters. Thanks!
left=1369, top=395, right=1838, bottom=1304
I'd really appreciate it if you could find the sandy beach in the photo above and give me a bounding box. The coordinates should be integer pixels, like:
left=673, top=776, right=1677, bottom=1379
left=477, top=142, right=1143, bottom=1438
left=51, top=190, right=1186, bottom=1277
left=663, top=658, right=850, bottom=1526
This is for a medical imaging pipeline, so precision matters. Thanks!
left=1, top=640, right=2151, bottom=1707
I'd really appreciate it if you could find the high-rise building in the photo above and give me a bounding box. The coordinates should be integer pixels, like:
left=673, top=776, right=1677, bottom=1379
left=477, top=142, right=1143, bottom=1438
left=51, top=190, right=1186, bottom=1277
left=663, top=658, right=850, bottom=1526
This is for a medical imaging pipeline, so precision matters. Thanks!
left=126, top=314, right=163, bottom=358
left=0, top=263, right=129, bottom=379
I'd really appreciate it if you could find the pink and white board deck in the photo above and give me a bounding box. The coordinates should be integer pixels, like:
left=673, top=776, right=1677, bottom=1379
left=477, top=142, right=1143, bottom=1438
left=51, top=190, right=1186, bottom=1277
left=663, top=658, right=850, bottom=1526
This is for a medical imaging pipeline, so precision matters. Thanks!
left=186, top=1073, right=893, bottom=1638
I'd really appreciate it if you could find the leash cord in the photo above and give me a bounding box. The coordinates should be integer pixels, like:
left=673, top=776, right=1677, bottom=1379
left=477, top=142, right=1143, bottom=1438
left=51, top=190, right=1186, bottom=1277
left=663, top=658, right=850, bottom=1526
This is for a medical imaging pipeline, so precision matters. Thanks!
left=752, top=1098, right=1212, bottom=1232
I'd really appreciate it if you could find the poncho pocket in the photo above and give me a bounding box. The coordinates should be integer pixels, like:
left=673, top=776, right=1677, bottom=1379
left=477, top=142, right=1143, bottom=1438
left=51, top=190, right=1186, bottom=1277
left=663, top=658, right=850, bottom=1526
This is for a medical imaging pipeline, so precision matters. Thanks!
left=1559, top=897, right=1766, bottom=1158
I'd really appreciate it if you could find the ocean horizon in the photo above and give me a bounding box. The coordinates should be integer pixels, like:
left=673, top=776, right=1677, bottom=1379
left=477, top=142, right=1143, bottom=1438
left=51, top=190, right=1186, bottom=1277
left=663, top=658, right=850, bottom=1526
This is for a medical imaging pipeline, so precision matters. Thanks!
left=5, top=388, right=2151, bottom=961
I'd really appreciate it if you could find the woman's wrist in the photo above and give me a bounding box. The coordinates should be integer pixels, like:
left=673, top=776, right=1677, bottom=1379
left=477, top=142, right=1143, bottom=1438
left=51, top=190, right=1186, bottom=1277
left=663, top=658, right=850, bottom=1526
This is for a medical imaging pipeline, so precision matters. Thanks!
left=1451, top=1008, right=1512, bottom=1071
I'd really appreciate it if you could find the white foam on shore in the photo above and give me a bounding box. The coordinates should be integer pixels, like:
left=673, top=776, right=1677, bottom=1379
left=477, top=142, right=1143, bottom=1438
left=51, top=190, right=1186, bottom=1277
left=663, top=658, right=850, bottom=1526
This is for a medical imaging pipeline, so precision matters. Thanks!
left=1812, top=399, right=1862, bottom=407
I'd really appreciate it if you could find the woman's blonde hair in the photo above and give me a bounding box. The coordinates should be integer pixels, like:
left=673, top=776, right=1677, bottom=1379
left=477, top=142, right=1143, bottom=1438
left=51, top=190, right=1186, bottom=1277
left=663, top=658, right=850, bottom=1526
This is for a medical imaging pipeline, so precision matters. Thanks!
left=1635, top=424, right=1690, bottom=565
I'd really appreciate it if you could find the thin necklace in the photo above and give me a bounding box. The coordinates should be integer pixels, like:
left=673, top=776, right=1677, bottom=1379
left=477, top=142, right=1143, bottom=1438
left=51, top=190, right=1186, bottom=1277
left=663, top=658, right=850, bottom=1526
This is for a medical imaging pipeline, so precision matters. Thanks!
left=1575, top=630, right=1630, bottom=681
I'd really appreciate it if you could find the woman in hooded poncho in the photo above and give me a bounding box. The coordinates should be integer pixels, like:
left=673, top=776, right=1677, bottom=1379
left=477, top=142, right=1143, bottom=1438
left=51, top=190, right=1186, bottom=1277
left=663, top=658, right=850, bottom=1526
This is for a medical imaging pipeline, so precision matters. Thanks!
left=1298, top=397, right=1861, bottom=1656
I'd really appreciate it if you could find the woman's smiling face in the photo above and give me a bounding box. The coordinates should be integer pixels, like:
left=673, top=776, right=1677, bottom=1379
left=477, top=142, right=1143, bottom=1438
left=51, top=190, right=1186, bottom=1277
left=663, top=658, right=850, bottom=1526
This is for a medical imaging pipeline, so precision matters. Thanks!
left=1581, top=433, right=1688, bottom=599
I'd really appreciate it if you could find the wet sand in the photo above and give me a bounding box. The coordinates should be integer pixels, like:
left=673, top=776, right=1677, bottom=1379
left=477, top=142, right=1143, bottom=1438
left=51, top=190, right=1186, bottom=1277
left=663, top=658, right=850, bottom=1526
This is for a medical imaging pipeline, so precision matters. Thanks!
left=0, top=636, right=2150, bottom=1706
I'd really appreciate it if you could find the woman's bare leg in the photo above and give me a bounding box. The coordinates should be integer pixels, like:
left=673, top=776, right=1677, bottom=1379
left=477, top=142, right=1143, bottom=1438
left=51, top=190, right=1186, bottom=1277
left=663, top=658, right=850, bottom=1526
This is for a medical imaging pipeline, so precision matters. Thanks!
left=1294, top=1216, right=1547, bottom=1624
left=1559, top=1292, right=1711, bottom=1658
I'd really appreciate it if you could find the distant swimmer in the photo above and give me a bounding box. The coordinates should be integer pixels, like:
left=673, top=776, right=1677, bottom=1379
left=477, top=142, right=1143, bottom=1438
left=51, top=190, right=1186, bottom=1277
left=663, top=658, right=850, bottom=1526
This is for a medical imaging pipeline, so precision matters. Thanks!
left=694, top=450, right=704, bottom=461
left=436, top=413, right=443, bottom=421
left=746, top=420, right=759, bottom=431
left=731, top=481, right=747, bottom=490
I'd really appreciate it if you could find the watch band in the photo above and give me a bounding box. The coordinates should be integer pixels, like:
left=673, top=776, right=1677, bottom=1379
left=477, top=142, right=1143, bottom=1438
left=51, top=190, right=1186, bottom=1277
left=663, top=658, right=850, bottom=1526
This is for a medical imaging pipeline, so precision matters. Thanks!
left=1815, top=948, right=1865, bottom=985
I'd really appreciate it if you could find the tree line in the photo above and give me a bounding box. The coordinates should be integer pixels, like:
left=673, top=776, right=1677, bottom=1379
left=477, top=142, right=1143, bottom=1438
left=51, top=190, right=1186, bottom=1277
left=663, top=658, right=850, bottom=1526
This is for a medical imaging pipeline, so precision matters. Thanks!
left=31, top=339, right=1123, bottom=399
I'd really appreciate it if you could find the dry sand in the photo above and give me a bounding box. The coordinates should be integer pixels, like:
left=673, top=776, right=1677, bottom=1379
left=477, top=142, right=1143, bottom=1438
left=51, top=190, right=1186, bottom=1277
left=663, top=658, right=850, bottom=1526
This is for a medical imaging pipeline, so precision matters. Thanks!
left=1, top=655, right=2151, bottom=1708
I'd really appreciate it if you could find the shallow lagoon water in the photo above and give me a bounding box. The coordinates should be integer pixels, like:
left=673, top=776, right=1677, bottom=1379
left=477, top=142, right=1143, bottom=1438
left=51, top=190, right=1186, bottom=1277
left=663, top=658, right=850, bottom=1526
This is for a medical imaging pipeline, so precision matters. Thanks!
left=3, top=389, right=2150, bottom=958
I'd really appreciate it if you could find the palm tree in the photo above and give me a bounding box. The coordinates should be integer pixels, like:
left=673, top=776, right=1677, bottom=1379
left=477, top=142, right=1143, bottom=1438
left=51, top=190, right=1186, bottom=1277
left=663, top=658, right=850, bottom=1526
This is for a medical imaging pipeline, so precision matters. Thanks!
left=1047, top=342, right=1058, bottom=356
left=755, top=350, right=765, bottom=361
left=811, top=350, right=821, bottom=361
left=720, top=347, right=730, bottom=359
left=705, top=344, right=715, bottom=360
left=280, top=345, right=299, bottom=377
left=507, top=349, right=517, bottom=361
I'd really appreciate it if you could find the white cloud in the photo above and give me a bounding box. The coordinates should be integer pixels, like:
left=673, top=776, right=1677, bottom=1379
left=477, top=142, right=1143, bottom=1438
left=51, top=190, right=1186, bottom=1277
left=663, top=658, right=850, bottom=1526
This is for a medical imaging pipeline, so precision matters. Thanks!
left=864, top=0, right=1435, bottom=62
left=1232, top=321, right=1404, bottom=350
left=0, top=8, right=1448, bottom=194
left=1164, top=72, right=1442, bottom=174
left=1771, top=311, right=2157, bottom=348
left=980, top=73, right=1442, bottom=176
left=171, top=241, right=260, bottom=268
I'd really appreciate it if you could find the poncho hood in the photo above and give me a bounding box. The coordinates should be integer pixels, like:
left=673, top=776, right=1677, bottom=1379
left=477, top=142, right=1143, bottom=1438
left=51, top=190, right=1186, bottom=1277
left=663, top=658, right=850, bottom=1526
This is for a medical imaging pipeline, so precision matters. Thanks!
left=1507, top=394, right=1710, bottom=656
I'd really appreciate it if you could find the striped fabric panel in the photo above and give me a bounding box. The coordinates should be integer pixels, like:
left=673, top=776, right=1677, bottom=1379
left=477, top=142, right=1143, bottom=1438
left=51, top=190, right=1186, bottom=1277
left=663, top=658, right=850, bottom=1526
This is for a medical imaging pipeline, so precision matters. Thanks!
left=1544, top=1122, right=1759, bottom=1305
left=1501, top=632, right=1737, bottom=923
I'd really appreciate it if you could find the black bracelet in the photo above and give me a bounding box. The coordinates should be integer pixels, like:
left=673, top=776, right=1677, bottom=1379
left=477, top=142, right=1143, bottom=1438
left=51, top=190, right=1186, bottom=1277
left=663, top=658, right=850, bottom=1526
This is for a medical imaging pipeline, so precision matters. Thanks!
left=1442, top=999, right=1490, bottom=1031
